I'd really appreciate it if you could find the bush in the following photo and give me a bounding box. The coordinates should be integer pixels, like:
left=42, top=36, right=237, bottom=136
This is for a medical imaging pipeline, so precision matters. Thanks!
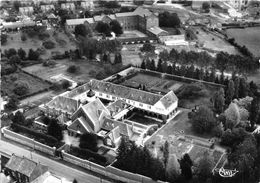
left=67, top=65, right=78, bottom=73
left=61, top=80, right=71, bottom=89
left=69, top=146, right=107, bottom=165
left=43, top=40, right=55, bottom=49
left=21, top=34, right=27, bottom=41
left=13, top=81, right=29, bottom=96
left=176, top=82, right=208, bottom=99
left=38, top=31, right=50, bottom=40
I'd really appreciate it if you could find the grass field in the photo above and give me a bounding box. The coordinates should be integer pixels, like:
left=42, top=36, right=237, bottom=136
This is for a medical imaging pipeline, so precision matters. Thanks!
left=2, top=29, right=76, bottom=60
left=1, top=71, right=51, bottom=98
left=226, top=27, right=260, bottom=57
left=196, top=28, right=239, bottom=55
left=22, top=59, right=123, bottom=83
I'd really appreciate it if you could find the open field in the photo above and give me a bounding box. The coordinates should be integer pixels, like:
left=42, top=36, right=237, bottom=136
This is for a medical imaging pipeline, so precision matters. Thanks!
left=2, top=29, right=76, bottom=60
left=226, top=27, right=260, bottom=57
left=196, top=28, right=239, bottom=55
left=22, top=59, right=123, bottom=83
left=1, top=71, right=51, bottom=98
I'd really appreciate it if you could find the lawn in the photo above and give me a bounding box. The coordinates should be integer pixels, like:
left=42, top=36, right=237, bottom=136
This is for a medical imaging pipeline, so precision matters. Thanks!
left=22, top=59, right=124, bottom=83
left=1, top=71, right=51, bottom=98
left=226, top=27, right=260, bottom=57
left=2, top=29, right=76, bottom=60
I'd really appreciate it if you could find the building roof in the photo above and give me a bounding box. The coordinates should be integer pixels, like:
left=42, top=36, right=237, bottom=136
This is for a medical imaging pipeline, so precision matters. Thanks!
left=133, top=6, right=153, bottom=17
left=45, top=96, right=78, bottom=115
left=89, top=79, right=163, bottom=105
left=5, top=155, right=48, bottom=178
left=93, top=15, right=116, bottom=22
left=158, top=91, right=178, bottom=109
left=147, top=26, right=168, bottom=36
left=107, top=100, right=128, bottom=116
left=68, top=116, right=94, bottom=134
left=70, top=98, right=110, bottom=133
left=102, top=117, right=132, bottom=137
left=66, top=18, right=92, bottom=26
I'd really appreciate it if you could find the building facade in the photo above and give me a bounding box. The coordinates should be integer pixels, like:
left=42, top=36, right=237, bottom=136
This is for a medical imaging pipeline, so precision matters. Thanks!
left=65, top=7, right=159, bottom=34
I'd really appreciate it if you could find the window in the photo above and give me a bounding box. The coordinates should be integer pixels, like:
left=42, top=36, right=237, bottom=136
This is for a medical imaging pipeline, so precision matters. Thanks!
left=139, top=103, right=143, bottom=107
left=112, top=96, right=116, bottom=100
left=106, top=94, right=110, bottom=98
left=99, top=93, right=102, bottom=96
left=147, top=105, right=151, bottom=109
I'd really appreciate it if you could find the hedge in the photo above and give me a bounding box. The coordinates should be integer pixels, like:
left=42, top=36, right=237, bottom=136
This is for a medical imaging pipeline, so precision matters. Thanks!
left=69, top=146, right=108, bottom=166
left=11, top=123, right=58, bottom=147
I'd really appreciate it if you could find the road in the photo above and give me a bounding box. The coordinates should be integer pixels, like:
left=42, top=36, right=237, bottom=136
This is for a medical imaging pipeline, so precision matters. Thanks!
left=0, top=140, right=112, bottom=183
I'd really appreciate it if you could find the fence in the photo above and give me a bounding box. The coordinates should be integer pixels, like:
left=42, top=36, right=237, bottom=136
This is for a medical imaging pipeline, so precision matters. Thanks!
left=2, top=127, right=55, bottom=156
left=62, top=151, right=168, bottom=183
left=3, top=127, right=168, bottom=182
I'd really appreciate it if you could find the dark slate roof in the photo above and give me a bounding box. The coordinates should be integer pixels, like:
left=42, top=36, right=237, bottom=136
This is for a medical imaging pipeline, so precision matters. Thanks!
left=5, top=155, right=48, bottom=177
left=102, top=117, right=131, bottom=137
left=46, top=96, right=78, bottom=114
left=89, top=79, right=163, bottom=105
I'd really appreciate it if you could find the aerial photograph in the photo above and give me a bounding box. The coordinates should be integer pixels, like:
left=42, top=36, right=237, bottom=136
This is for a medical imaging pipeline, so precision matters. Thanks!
left=0, top=0, right=260, bottom=183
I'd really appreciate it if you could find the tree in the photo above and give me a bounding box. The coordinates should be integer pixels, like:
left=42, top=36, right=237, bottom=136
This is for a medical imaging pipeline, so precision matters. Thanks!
left=72, top=179, right=78, bottom=183
left=190, top=106, right=217, bottom=134
left=1, top=34, right=7, bottom=45
left=212, top=88, right=225, bottom=114
left=21, top=34, right=27, bottom=41
left=28, top=49, right=40, bottom=60
left=159, top=49, right=169, bottom=61
left=75, top=24, right=92, bottom=38
left=95, top=22, right=111, bottom=36
left=221, top=127, right=249, bottom=147
left=249, top=97, right=260, bottom=128
left=163, top=141, right=169, bottom=166
left=239, top=78, right=248, bottom=98
left=13, top=1, right=21, bottom=12
left=159, top=12, right=181, bottom=28
left=18, top=48, right=26, bottom=60
left=151, top=59, right=156, bottom=71
left=226, top=80, right=235, bottom=104
left=157, top=59, right=163, bottom=72
left=9, top=55, right=21, bottom=65
left=67, top=65, right=78, bottom=73
left=110, top=20, right=123, bottom=35
left=195, top=151, right=214, bottom=181
left=12, top=111, right=25, bottom=124
left=140, top=43, right=155, bottom=53
left=202, top=2, right=210, bottom=12
left=5, top=48, right=17, bottom=58
left=47, top=118, right=63, bottom=141
left=179, top=153, right=193, bottom=180
left=79, top=132, right=98, bottom=152
left=166, top=154, right=180, bottom=182
left=5, top=97, right=18, bottom=110
left=141, top=60, right=146, bottom=69
left=13, top=81, right=29, bottom=96
left=224, top=103, right=241, bottom=129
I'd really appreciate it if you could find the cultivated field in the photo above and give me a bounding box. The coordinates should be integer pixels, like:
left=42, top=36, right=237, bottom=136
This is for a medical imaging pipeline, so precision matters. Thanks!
left=226, top=27, right=260, bottom=57
left=2, top=29, right=76, bottom=60
left=1, top=71, right=51, bottom=98
left=121, top=73, right=184, bottom=93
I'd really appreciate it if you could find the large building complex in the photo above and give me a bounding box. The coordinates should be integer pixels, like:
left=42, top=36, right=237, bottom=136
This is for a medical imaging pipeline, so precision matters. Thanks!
left=66, top=7, right=160, bottom=34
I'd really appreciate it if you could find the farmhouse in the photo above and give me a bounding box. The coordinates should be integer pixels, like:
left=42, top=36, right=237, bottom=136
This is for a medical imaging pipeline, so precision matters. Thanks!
left=65, top=7, right=160, bottom=34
